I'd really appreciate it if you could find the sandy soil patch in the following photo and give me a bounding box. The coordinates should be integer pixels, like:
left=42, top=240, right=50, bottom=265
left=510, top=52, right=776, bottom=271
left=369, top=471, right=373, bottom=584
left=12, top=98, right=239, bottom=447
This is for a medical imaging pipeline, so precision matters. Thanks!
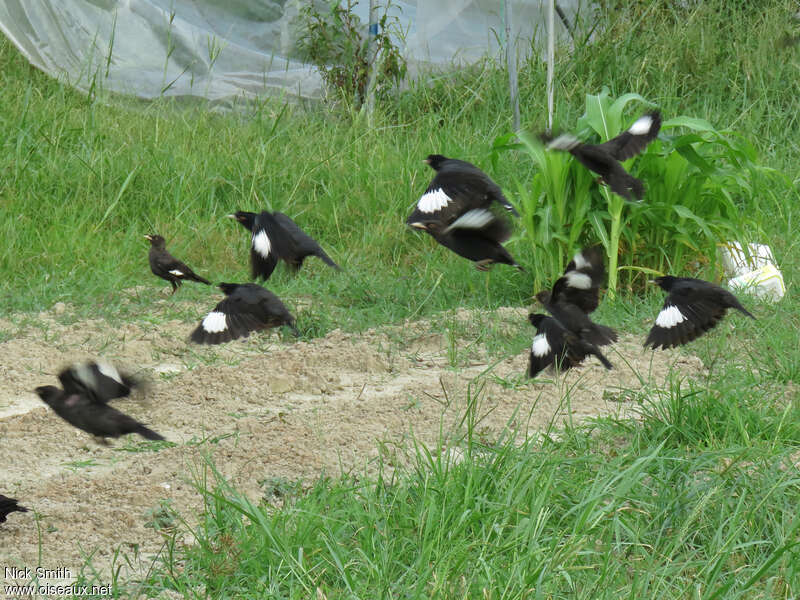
left=0, top=300, right=704, bottom=585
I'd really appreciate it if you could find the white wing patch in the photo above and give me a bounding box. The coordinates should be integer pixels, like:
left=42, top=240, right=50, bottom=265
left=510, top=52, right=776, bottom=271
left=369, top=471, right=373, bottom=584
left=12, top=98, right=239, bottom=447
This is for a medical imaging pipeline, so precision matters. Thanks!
left=531, top=333, right=551, bottom=357
left=628, top=114, right=654, bottom=136
left=572, top=250, right=589, bottom=270
left=202, top=311, right=228, bottom=333
left=96, top=360, right=123, bottom=384
left=74, top=364, right=97, bottom=389
left=443, top=209, right=493, bottom=233
left=546, top=134, right=579, bottom=151
left=565, top=272, right=592, bottom=290
left=169, top=269, right=184, bottom=277
left=417, top=188, right=451, bottom=214
left=252, top=230, right=271, bottom=259
left=655, top=304, right=686, bottom=328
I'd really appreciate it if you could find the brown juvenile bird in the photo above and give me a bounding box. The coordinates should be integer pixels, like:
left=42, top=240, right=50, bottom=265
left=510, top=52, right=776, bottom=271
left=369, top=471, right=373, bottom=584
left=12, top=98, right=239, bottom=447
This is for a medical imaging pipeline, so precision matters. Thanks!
left=0, top=494, right=28, bottom=524
left=540, top=111, right=661, bottom=200
left=34, top=361, right=165, bottom=442
left=145, top=234, right=211, bottom=294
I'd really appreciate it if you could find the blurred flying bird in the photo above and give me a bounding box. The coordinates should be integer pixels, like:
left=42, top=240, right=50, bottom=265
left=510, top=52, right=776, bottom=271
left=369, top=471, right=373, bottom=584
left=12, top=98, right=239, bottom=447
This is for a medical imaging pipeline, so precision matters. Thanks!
left=644, top=276, right=755, bottom=349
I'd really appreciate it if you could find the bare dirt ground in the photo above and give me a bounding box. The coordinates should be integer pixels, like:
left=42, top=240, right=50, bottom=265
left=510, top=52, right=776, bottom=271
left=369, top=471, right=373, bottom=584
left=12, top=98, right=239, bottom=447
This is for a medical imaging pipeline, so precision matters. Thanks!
left=0, top=295, right=705, bottom=588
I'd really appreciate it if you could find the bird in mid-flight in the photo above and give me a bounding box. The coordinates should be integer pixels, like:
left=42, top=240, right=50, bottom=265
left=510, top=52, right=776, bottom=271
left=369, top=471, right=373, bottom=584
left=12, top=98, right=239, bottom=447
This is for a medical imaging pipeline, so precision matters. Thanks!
left=528, top=246, right=616, bottom=377
left=644, top=276, right=755, bottom=349
left=540, top=111, right=661, bottom=200
left=190, top=282, right=300, bottom=344
left=34, top=360, right=165, bottom=442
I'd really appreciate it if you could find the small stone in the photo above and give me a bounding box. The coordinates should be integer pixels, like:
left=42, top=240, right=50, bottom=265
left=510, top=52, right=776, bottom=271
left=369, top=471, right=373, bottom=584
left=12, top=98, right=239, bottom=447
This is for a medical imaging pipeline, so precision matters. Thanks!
left=53, top=302, right=66, bottom=314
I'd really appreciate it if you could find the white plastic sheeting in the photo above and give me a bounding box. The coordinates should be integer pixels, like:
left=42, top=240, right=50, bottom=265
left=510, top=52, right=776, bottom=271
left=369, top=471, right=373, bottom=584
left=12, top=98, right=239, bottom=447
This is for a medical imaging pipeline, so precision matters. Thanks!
left=0, top=0, right=584, bottom=106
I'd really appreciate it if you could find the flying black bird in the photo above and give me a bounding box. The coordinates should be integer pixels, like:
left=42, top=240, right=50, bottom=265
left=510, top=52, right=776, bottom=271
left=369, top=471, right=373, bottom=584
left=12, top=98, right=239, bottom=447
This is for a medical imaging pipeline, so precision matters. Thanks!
left=0, top=494, right=28, bottom=524
left=644, top=276, right=756, bottom=349
left=527, top=313, right=613, bottom=378
left=540, top=111, right=661, bottom=200
left=418, top=208, right=524, bottom=271
left=228, top=211, right=340, bottom=281
left=190, top=282, right=300, bottom=345
left=34, top=362, right=165, bottom=442
left=58, top=360, right=140, bottom=404
left=532, top=246, right=617, bottom=374
left=406, top=154, right=518, bottom=230
left=145, top=234, right=211, bottom=294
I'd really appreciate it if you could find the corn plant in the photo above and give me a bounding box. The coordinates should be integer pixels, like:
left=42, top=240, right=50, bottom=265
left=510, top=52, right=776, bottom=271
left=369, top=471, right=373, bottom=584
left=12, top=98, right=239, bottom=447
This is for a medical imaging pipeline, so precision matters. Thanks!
left=496, top=88, right=783, bottom=296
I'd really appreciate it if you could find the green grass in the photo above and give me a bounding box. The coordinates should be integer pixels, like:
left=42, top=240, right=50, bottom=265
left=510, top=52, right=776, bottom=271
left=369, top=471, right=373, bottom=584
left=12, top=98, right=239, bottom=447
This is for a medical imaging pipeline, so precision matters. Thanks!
left=106, top=368, right=798, bottom=599
left=2, top=0, right=800, bottom=597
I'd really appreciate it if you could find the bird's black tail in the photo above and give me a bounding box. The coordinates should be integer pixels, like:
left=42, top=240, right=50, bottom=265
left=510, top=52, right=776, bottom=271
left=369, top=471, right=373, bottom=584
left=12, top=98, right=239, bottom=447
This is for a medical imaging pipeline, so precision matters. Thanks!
left=591, top=346, right=613, bottom=369
left=316, top=250, right=341, bottom=270
left=189, top=273, right=211, bottom=285
left=136, top=426, right=166, bottom=441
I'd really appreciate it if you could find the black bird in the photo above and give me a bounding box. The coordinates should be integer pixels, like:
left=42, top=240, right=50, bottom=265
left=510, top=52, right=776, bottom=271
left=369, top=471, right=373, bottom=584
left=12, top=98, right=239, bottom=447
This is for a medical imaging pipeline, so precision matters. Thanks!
left=532, top=246, right=617, bottom=374
left=418, top=208, right=524, bottom=271
left=0, top=494, right=28, bottom=524
left=34, top=362, right=165, bottom=442
left=527, top=313, right=613, bottom=378
left=190, top=282, right=300, bottom=345
left=644, top=276, right=756, bottom=349
left=145, top=234, right=211, bottom=294
left=406, top=154, right=518, bottom=230
left=58, top=360, right=140, bottom=404
left=228, top=211, right=340, bottom=281
left=540, top=111, right=661, bottom=200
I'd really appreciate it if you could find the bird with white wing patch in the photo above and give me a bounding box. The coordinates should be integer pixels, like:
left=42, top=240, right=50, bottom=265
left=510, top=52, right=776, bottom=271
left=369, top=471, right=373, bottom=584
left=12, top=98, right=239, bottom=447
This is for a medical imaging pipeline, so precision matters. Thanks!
left=145, top=234, right=211, bottom=294
left=540, top=111, right=661, bottom=200
left=190, top=283, right=300, bottom=345
left=644, top=276, right=755, bottom=349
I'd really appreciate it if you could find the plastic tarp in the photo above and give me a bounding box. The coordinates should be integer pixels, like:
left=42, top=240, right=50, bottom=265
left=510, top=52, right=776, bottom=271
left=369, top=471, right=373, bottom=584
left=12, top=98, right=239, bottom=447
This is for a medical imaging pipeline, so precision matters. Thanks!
left=0, top=1, right=584, bottom=107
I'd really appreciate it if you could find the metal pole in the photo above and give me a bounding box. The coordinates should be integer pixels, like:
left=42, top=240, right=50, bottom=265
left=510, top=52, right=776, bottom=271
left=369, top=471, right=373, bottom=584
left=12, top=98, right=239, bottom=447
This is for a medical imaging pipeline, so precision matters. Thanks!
left=547, top=0, right=555, bottom=131
left=364, top=0, right=378, bottom=115
left=504, top=0, right=520, bottom=131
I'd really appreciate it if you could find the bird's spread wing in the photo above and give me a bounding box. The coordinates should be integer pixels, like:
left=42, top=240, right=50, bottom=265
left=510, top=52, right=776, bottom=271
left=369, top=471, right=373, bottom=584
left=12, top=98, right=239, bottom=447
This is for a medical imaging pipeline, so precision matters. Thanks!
left=645, top=289, right=726, bottom=349
left=595, top=111, right=661, bottom=161
left=442, top=207, right=512, bottom=243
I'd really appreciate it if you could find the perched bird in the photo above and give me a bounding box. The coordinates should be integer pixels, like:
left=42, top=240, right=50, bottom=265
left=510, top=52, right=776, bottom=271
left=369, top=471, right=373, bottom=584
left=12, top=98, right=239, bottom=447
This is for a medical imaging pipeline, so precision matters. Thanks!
left=145, top=234, right=211, bottom=294
left=0, top=494, right=28, bottom=524
left=644, top=276, right=756, bottom=349
left=531, top=246, right=617, bottom=375
left=34, top=361, right=165, bottom=442
left=228, top=211, right=340, bottom=281
left=418, top=208, right=524, bottom=271
left=406, top=154, right=518, bottom=230
left=190, top=282, right=300, bottom=345
left=540, top=111, right=661, bottom=200
left=527, top=313, right=612, bottom=378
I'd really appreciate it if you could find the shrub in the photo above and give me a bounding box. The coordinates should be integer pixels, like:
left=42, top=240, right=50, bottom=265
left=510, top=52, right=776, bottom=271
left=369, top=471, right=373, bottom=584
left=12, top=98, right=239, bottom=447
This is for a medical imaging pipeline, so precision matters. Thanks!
left=295, top=0, right=407, bottom=107
left=494, top=88, right=786, bottom=295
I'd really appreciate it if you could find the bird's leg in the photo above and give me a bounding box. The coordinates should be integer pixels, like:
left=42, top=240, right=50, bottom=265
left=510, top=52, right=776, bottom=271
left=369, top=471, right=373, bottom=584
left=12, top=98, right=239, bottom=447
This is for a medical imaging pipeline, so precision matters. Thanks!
left=474, top=259, right=494, bottom=272
left=170, top=281, right=178, bottom=295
